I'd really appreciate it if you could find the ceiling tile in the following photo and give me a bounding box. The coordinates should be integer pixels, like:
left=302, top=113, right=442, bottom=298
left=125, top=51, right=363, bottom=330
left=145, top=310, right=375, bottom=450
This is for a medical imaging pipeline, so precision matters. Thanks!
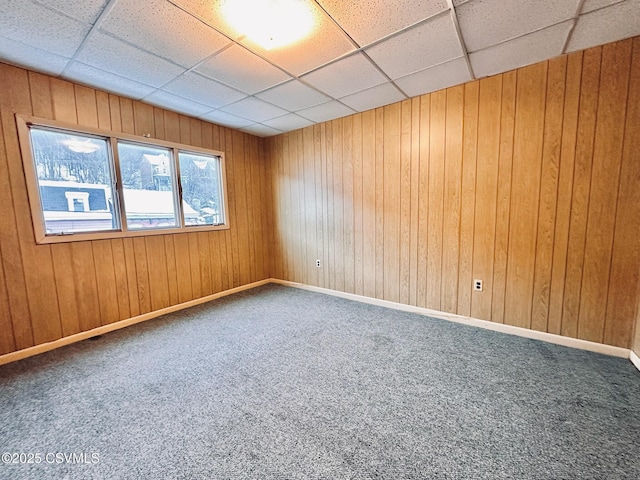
left=296, top=101, right=356, bottom=123
left=177, top=0, right=355, bottom=75
left=35, top=0, right=109, bottom=24
left=395, top=57, right=471, bottom=97
left=0, top=1, right=90, bottom=58
left=64, top=62, right=156, bottom=99
left=470, top=21, right=573, bottom=78
left=568, top=0, right=640, bottom=52
left=365, top=13, right=462, bottom=79
left=199, top=110, right=254, bottom=129
left=76, top=31, right=186, bottom=88
left=256, top=80, right=330, bottom=111
left=196, top=44, right=291, bottom=94
left=263, top=113, right=314, bottom=132
left=581, top=0, right=624, bottom=13
left=163, top=72, right=246, bottom=108
left=100, top=0, right=232, bottom=68
left=340, top=82, right=406, bottom=112
left=301, top=53, right=387, bottom=98
left=221, top=97, right=289, bottom=123
left=143, top=90, right=213, bottom=117
left=240, top=124, right=283, bottom=137
left=0, top=36, right=69, bottom=76
left=317, top=0, right=449, bottom=46
left=456, top=0, right=578, bottom=52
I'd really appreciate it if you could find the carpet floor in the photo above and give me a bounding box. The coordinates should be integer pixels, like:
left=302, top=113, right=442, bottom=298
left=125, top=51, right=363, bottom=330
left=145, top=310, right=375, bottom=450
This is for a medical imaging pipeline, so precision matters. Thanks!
left=1, top=284, right=639, bottom=479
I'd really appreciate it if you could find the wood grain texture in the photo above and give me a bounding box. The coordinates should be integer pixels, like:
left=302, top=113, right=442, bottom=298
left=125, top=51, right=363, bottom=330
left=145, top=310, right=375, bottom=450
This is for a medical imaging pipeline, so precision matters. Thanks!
left=1, top=37, right=639, bottom=355
left=0, top=61, right=272, bottom=355
left=269, top=38, right=640, bottom=349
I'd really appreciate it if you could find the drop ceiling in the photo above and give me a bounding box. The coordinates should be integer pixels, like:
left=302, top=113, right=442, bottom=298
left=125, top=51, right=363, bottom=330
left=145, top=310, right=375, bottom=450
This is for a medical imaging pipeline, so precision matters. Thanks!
left=1, top=0, right=638, bottom=137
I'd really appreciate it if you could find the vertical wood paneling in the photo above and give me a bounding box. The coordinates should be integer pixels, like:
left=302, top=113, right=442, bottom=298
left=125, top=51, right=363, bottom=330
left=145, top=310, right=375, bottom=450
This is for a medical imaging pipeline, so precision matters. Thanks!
left=427, top=91, right=445, bottom=310
left=605, top=38, right=640, bottom=347
left=504, top=62, right=547, bottom=328
left=0, top=60, right=272, bottom=356
left=352, top=114, right=364, bottom=296
left=548, top=51, right=583, bottom=335
left=92, top=240, right=120, bottom=326
left=1, top=37, right=640, bottom=357
left=269, top=37, right=640, bottom=349
left=374, top=108, right=385, bottom=299
left=362, top=111, right=376, bottom=298
left=577, top=40, right=631, bottom=343
left=471, top=76, right=501, bottom=321
left=457, top=82, right=478, bottom=316
left=562, top=47, right=602, bottom=339
left=491, top=70, right=517, bottom=324
left=383, top=104, right=401, bottom=303
left=399, top=101, right=412, bottom=305
left=409, top=97, right=421, bottom=306
left=530, top=56, right=567, bottom=332
left=0, top=241, right=15, bottom=354
left=441, top=86, right=463, bottom=314
left=342, top=117, right=355, bottom=294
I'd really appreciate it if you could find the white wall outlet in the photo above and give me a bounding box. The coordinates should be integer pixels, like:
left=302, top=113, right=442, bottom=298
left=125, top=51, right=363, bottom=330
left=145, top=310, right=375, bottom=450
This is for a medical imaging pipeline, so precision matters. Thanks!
left=315, top=259, right=321, bottom=268
left=474, top=279, right=483, bottom=291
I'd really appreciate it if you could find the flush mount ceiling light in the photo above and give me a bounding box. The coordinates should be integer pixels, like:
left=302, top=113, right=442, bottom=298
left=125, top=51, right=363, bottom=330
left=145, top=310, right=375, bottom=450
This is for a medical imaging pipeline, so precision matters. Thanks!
left=222, top=0, right=315, bottom=50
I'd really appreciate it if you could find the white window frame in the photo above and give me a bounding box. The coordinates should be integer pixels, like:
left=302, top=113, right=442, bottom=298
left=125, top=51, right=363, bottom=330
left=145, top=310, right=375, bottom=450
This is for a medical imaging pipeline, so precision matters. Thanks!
left=16, top=114, right=230, bottom=244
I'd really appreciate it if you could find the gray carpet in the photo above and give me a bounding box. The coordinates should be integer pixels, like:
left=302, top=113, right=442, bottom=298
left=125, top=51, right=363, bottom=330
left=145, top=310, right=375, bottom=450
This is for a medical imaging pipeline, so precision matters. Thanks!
left=1, top=284, right=639, bottom=480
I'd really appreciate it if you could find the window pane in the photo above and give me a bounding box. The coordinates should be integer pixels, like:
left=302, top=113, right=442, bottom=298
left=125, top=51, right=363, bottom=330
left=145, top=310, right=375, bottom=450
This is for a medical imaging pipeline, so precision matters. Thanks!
left=178, top=151, right=224, bottom=226
left=118, top=142, right=179, bottom=230
left=29, top=127, right=118, bottom=234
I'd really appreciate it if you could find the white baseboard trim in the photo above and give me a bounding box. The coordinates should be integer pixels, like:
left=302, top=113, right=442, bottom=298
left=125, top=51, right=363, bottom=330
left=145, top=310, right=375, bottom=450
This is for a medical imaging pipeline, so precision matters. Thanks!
left=0, top=279, right=271, bottom=367
left=272, top=279, right=632, bottom=359
left=631, top=351, right=640, bottom=373
left=1, top=277, right=635, bottom=367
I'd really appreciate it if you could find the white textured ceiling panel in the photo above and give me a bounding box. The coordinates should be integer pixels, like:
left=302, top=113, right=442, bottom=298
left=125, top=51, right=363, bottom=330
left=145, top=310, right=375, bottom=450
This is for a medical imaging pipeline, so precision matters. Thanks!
left=456, top=0, right=579, bottom=52
left=568, top=0, right=640, bottom=52
left=65, top=62, right=156, bottom=100
left=470, top=21, right=573, bottom=78
left=76, top=31, right=186, bottom=88
left=144, top=90, right=213, bottom=117
left=256, top=80, right=331, bottom=111
left=163, top=72, right=246, bottom=108
left=263, top=113, right=314, bottom=131
left=221, top=97, right=289, bottom=122
left=240, top=124, right=283, bottom=137
left=143, top=90, right=211, bottom=117
left=100, top=0, right=232, bottom=68
left=581, top=0, right=624, bottom=13
left=0, top=36, right=69, bottom=76
left=301, top=53, right=387, bottom=98
left=297, top=101, right=356, bottom=123
left=38, top=0, right=110, bottom=24
left=317, top=0, right=448, bottom=46
left=176, top=0, right=355, bottom=75
left=395, top=57, right=471, bottom=97
left=199, top=110, right=254, bottom=128
left=340, top=82, right=406, bottom=112
left=0, top=0, right=638, bottom=136
left=196, top=44, right=292, bottom=95
left=365, top=12, right=462, bottom=79
left=0, top=1, right=90, bottom=58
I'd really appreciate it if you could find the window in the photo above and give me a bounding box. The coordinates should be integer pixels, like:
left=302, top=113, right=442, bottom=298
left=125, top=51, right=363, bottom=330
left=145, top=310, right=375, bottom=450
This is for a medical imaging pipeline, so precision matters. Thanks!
left=17, top=115, right=228, bottom=244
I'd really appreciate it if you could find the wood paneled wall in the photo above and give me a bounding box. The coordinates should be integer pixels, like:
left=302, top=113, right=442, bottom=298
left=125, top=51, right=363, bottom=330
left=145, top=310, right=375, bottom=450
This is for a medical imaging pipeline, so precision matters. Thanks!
left=0, top=63, right=273, bottom=356
left=268, top=37, right=640, bottom=349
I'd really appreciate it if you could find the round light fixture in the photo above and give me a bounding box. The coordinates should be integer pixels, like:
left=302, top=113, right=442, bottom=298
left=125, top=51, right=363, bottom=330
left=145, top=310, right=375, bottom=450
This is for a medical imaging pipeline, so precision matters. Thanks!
left=222, top=0, right=315, bottom=50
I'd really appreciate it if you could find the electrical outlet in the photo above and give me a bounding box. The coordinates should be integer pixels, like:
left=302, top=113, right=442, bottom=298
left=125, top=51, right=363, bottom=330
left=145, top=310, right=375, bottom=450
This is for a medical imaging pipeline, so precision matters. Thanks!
left=474, top=279, right=483, bottom=292
left=315, top=259, right=321, bottom=268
